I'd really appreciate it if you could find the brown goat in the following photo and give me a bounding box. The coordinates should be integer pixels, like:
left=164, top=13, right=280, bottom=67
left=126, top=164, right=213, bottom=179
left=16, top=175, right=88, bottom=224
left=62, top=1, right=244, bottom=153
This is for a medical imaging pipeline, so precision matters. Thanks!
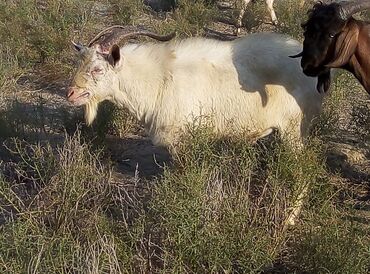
left=291, top=0, right=370, bottom=94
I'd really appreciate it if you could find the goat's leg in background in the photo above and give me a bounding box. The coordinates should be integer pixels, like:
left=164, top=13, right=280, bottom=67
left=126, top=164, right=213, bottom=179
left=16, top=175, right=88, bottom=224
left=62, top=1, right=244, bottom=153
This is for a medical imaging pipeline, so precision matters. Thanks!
left=235, top=0, right=278, bottom=36
left=235, top=0, right=252, bottom=35
left=266, top=0, right=278, bottom=25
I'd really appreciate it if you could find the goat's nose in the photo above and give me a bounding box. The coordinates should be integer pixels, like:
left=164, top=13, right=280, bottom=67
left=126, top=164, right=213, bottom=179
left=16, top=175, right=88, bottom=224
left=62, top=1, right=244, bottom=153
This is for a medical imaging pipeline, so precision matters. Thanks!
left=301, top=58, right=314, bottom=70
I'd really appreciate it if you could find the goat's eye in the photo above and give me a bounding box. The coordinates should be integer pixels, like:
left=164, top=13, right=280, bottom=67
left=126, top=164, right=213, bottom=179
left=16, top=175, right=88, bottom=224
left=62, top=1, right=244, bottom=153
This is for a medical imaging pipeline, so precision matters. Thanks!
left=91, top=67, right=103, bottom=75
left=329, top=33, right=335, bottom=38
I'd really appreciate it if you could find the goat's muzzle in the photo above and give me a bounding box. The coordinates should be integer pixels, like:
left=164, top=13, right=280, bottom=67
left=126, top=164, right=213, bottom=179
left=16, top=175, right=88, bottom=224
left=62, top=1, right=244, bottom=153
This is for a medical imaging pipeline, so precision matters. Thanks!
left=303, top=67, right=320, bottom=77
left=67, top=87, right=91, bottom=106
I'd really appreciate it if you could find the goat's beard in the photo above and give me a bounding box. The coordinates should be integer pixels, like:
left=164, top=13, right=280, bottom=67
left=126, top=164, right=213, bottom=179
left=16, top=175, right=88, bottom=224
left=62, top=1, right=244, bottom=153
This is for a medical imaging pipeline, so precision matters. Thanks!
left=316, top=69, right=332, bottom=93
left=84, top=99, right=99, bottom=125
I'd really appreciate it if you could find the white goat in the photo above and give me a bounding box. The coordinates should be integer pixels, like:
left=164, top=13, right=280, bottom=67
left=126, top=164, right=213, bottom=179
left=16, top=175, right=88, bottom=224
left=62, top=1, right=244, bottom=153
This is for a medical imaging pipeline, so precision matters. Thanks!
left=68, top=27, right=324, bottom=225
left=68, top=27, right=323, bottom=148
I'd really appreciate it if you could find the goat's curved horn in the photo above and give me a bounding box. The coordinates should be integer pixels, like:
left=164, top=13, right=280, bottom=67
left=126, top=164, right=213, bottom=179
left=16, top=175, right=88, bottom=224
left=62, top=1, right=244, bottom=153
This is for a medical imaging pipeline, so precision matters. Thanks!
left=88, top=25, right=176, bottom=48
left=289, top=51, right=303, bottom=58
left=339, top=0, right=370, bottom=20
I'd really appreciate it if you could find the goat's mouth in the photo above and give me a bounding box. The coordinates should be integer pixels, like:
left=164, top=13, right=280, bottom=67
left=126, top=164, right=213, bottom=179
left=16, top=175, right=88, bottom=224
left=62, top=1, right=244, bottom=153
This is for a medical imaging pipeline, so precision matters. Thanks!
left=67, top=91, right=91, bottom=106
left=303, top=69, right=319, bottom=77
left=302, top=64, right=325, bottom=77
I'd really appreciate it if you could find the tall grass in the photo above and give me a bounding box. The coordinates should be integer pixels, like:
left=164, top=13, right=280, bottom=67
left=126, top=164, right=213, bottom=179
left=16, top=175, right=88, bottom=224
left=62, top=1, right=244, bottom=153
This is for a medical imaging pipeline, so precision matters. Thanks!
left=125, top=123, right=347, bottom=273
left=1, top=125, right=368, bottom=273
left=0, top=1, right=101, bottom=78
left=108, top=0, right=145, bottom=25
left=0, top=133, right=127, bottom=273
left=290, top=213, right=370, bottom=273
left=275, top=0, right=308, bottom=40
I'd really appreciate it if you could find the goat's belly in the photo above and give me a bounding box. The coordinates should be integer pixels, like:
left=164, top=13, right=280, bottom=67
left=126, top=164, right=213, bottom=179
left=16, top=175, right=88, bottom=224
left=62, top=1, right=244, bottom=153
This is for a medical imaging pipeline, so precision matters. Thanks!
left=214, top=87, right=302, bottom=133
left=157, top=83, right=303, bottom=142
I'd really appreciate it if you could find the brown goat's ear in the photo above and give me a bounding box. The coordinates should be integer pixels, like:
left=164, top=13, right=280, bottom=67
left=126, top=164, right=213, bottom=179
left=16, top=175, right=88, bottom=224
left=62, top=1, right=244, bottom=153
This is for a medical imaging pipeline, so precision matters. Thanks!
left=107, top=44, right=121, bottom=67
left=326, top=27, right=359, bottom=68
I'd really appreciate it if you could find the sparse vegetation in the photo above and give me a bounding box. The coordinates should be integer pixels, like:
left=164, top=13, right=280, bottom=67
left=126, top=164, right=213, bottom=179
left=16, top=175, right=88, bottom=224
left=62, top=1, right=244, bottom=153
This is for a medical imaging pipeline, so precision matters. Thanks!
left=136, top=127, right=327, bottom=273
left=0, top=133, right=130, bottom=273
left=0, top=0, right=369, bottom=273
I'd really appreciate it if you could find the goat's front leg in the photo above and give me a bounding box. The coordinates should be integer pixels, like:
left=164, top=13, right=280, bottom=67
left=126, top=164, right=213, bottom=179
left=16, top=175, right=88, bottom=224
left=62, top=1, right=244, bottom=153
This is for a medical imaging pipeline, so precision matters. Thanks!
left=280, top=120, right=307, bottom=226
left=286, top=182, right=309, bottom=225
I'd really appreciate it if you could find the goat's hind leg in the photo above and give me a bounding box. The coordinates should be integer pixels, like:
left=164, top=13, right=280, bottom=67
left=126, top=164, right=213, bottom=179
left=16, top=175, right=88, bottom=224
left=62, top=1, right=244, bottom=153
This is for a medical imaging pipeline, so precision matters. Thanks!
left=266, top=0, right=278, bottom=25
left=235, top=0, right=252, bottom=35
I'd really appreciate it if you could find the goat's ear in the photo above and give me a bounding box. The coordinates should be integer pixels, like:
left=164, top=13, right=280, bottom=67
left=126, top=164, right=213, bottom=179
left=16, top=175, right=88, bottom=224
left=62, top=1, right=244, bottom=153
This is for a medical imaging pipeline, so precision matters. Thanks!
left=72, top=41, right=86, bottom=54
left=325, top=27, right=358, bottom=68
left=107, top=44, right=121, bottom=67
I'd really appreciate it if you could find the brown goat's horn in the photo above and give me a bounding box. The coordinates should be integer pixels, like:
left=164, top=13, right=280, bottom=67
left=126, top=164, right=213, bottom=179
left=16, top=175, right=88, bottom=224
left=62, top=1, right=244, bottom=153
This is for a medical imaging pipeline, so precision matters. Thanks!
left=339, top=0, right=370, bottom=20
left=88, top=25, right=176, bottom=48
left=289, top=51, right=303, bottom=58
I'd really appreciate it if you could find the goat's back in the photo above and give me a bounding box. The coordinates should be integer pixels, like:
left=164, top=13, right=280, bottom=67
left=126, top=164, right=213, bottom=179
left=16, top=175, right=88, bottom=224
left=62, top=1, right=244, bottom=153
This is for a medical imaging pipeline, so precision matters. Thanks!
left=121, top=33, right=323, bottom=145
left=232, top=33, right=316, bottom=95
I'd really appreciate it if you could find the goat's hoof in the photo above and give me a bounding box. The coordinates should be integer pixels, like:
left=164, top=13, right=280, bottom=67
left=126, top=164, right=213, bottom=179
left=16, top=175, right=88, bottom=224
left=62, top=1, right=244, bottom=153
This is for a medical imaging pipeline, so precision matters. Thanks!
left=234, top=27, right=241, bottom=36
left=286, top=217, right=296, bottom=226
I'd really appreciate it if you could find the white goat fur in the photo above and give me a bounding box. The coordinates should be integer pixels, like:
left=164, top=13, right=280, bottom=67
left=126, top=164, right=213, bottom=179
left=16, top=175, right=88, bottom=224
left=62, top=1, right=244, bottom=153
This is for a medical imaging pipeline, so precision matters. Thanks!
left=72, top=33, right=324, bottom=147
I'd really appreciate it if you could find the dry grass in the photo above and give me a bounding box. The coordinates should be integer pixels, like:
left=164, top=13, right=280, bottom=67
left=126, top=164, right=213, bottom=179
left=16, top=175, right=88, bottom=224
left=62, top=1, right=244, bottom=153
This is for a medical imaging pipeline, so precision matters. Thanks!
left=0, top=0, right=369, bottom=273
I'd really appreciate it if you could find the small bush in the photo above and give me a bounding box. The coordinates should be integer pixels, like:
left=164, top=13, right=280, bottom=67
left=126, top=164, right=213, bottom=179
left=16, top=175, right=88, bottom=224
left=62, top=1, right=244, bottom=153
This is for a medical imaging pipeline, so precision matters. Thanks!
left=150, top=0, right=218, bottom=37
left=173, top=0, right=217, bottom=36
left=0, top=133, right=134, bottom=273
left=0, top=0, right=101, bottom=82
left=131, top=122, right=329, bottom=273
left=108, top=0, right=145, bottom=25
left=62, top=101, right=140, bottom=148
left=351, top=103, right=370, bottom=141
left=276, top=0, right=310, bottom=40
left=289, top=213, right=370, bottom=274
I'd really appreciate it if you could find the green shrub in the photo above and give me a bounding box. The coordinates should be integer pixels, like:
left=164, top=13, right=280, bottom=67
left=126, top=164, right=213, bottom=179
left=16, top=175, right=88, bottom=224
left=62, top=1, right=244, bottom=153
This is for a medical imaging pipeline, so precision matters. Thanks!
left=275, top=0, right=310, bottom=40
left=290, top=213, right=370, bottom=274
left=0, top=133, right=133, bottom=273
left=132, top=122, right=329, bottom=273
left=0, top=0, right=101, bottom=82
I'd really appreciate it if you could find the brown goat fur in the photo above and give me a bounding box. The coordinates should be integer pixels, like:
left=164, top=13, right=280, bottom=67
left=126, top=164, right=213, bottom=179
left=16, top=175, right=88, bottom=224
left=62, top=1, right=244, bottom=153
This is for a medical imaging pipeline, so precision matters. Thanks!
left=293, top=1, right=370, bottom=94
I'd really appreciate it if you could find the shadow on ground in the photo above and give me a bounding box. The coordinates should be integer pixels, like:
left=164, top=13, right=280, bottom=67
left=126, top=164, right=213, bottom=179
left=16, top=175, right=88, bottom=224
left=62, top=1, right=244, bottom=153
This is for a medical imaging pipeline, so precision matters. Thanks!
left=326, top=142, right=369, bottom=185
left=106, top=135, right=172, bottom=179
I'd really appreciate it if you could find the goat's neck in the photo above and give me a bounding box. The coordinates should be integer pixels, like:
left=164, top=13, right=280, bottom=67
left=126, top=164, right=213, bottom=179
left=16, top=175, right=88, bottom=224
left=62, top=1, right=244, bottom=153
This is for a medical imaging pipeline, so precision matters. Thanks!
left=346, top=22, right=370, bottom=94
left=112, top=44, right=171, bottom=124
